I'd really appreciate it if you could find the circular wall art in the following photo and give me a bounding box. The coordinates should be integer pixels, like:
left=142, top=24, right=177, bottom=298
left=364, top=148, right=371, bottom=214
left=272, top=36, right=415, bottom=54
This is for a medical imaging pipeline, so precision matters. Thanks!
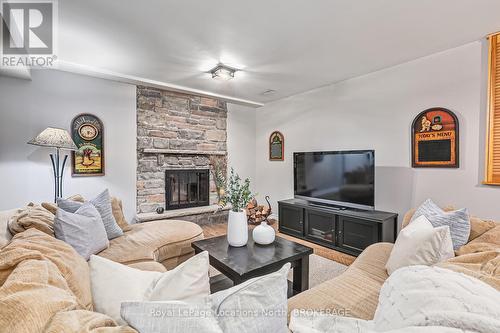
left=71, top=114, right=105, bottom=176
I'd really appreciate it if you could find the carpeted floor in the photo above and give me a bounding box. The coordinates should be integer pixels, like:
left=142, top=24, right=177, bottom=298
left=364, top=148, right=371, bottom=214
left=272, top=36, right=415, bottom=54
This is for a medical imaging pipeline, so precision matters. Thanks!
left=209, top=253, right=347, bottom=289
left=287, top=253, right=348, bottom=288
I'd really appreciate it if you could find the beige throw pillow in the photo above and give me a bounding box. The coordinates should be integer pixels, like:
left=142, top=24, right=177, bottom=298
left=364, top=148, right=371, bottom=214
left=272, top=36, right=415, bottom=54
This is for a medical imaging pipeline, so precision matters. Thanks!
left=89, top=251, right=210, bottom=324
left=386, top=215, right=454, bottom=275
left=110, top=197, right=132, bottom=232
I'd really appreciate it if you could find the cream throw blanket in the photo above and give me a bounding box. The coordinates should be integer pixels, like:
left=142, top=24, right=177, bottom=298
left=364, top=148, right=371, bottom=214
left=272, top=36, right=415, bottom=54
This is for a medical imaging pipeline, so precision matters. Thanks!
left=7, top=203, right=55, bottom=236
left=289, top=265, right=500, bottom=333
left=0, top=229, right=135, bottom=333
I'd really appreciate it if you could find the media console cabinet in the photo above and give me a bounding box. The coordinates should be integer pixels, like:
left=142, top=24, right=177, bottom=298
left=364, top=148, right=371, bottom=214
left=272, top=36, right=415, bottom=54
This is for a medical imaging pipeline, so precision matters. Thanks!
left=278, top=198, right=398, bottom=256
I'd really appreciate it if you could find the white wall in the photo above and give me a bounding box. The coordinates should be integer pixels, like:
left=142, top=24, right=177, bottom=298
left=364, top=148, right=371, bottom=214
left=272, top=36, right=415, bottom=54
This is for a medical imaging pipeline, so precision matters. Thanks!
left=2, top=40, right=497, bottom=225
left=255, top=41, right=500, bottom=222
left=227, top=103, right=257, bottom=190
left=0, top=70, right=137, bottom=220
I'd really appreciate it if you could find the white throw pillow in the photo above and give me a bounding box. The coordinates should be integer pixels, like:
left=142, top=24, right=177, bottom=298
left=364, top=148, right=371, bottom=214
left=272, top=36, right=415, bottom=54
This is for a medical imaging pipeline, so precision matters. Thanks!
left=89, top=251, right=210, bottom=324
left=121, top=263, right=291, bottom=333
left=385, top=215, right=454, bottom=275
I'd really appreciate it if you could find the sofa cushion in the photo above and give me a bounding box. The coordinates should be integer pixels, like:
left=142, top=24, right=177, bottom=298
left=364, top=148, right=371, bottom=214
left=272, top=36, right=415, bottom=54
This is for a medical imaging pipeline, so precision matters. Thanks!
left=58, top=189, right=124, bottom=240
left=402, top=206, right=496, bottom=242
left=7, top=203, right=54, bottom=237
left=121, top=263, right=291, bottom=333
left=127, top=261, right=167, bottom=272
left=45, top=194, right=132, bottom=233
left=386, top=216, right=454, bottom=275
left=160, top=252, right=195, bottom=270
left=54, top=203, right=109, bottom=260
left=288, top=242, right=393, bottom=321
left=410, top=199, right=470, bottom=250
left=0, top=228, right=93, bottom=310
left=42, top=194, right=86, bottom=215
left=111, top=197, right=132, bottom=232
left=121, top=299, right=222, bottom=333
left=97, top=220, right=203, bottom=267
left=90, top=252, right=210, bottom=325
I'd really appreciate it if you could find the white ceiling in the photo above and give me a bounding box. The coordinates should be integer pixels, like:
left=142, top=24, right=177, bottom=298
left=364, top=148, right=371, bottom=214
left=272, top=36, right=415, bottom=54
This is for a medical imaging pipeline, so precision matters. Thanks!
left=58, top=0, right=500, bottom=105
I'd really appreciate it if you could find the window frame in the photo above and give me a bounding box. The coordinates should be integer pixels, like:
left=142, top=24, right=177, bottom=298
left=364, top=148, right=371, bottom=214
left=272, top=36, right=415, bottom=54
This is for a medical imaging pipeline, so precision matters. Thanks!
left=484, top=32, right=500, bottom=185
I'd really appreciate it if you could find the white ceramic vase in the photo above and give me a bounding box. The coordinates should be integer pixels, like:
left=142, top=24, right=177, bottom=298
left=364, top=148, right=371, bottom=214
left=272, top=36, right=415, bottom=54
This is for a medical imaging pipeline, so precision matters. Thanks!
left=227, top=210, right=248, bottom=247
left=252, top=221, right=276, bottom=245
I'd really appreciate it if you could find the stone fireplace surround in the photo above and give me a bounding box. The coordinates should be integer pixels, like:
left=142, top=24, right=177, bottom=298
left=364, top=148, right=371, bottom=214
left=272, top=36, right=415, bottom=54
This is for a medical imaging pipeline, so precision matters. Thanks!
left=136, top=86, right=229, bottom=225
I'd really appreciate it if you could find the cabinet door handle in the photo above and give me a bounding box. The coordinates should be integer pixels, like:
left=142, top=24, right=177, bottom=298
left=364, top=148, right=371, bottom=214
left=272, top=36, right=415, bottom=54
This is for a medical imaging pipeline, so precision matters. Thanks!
left=299, top=220, right=303, bottom=225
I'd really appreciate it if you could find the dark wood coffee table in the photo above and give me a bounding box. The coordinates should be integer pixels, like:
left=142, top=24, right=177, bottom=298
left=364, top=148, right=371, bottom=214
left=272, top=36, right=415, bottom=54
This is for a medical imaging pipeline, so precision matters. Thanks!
left=192, top=232, right=313, bottom=296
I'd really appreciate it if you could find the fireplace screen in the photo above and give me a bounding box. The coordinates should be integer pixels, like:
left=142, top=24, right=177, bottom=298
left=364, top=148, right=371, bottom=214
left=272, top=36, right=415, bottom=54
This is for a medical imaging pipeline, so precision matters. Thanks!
left=165, top=169, right=209, bottom=210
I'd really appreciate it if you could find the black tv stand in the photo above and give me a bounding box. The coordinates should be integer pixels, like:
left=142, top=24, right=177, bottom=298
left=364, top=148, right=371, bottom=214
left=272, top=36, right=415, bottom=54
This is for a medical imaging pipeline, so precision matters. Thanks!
left=278, top=198, right=398, bottom=256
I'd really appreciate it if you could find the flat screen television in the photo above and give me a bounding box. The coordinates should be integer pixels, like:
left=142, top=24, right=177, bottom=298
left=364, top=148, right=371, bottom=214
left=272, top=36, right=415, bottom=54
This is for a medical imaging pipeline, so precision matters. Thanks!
left=294, top=150, right=375, bottom=210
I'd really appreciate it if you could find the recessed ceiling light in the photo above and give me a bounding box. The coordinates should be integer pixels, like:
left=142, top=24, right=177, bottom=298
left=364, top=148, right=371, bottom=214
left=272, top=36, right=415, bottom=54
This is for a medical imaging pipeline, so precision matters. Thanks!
left=262, top=89, right=276, bottom=96
left=210, top=64, right=237, bottom=80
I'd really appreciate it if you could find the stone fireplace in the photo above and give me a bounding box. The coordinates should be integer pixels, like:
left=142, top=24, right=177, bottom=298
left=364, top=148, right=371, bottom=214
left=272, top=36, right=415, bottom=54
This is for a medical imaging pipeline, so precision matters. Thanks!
left=136, top=86, right=229, bottom=225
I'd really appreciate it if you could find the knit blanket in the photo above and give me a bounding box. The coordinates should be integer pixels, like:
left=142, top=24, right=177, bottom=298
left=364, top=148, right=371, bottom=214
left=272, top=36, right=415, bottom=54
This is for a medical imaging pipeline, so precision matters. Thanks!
left=0, top=229, right=135, bottom=333
left=289, top=265, right=500, bottom=333
left=439, top=224, right=500, bottom=290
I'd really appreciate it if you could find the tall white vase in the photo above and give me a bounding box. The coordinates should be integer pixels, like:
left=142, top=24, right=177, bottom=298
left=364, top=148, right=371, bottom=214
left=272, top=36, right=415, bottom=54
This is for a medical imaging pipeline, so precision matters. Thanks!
left=227, top=210, right=248, bottom=247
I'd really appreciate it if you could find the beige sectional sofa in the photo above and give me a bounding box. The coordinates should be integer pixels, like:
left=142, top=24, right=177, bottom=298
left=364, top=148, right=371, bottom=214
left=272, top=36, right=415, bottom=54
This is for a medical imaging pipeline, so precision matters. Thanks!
left=96, top=220, right=203, bottom=270
left=0, top=202, right=498, bottom=332
left=0, top=204, right=204, bottom=272
left=288, top=209, right=500, bottom=320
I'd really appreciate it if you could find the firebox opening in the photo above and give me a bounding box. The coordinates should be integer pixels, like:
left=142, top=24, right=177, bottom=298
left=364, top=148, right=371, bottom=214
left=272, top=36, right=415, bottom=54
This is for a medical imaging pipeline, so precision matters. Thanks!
left=165, top=169, right=210, bottom=210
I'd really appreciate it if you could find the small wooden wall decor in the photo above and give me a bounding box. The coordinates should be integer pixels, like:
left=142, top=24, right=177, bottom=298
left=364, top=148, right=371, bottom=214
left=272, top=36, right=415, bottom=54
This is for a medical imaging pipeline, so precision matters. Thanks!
left=269, top=131, right=284, bottom=161
left=71, top=114, right=105, bottom=176
left=412, top=107, right=459, bottom=168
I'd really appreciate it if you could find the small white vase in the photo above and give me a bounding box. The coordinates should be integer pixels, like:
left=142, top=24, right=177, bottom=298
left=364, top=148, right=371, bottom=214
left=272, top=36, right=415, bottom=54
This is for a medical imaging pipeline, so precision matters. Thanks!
left=227, top=210, right=248, bottom=247
left=252, top=221, right=276, bottom=245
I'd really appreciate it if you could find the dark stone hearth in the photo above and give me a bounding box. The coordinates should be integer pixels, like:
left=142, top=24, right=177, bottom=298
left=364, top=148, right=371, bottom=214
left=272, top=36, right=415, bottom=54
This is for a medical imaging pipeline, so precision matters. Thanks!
left=174, top=209, right=228, bottom=226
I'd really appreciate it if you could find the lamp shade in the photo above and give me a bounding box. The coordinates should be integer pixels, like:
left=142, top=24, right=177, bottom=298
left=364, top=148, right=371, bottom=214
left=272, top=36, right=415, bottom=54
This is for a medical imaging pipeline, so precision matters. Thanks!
left=27, top=127, right=78, bottom=150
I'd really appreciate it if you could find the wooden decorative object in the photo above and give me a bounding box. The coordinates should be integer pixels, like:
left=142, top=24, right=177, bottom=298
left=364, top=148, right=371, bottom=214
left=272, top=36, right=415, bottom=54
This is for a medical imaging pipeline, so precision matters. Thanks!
left=412, top=108, right=459, bottom=168
left=269, top=131, right=284, bottom=161
left=246, top=196, right=274, bottom=225
left=71, top=114, right=105, bottom=176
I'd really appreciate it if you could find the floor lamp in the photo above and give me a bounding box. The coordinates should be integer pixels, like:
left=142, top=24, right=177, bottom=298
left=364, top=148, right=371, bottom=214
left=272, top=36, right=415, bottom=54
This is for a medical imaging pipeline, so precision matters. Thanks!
left=28, top=127, right=78, bottom=202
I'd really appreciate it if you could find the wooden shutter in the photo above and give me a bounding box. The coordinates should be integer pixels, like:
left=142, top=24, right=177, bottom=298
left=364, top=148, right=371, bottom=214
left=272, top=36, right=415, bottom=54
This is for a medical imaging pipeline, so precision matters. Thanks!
left=485, top=33, right=500, bottom=184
